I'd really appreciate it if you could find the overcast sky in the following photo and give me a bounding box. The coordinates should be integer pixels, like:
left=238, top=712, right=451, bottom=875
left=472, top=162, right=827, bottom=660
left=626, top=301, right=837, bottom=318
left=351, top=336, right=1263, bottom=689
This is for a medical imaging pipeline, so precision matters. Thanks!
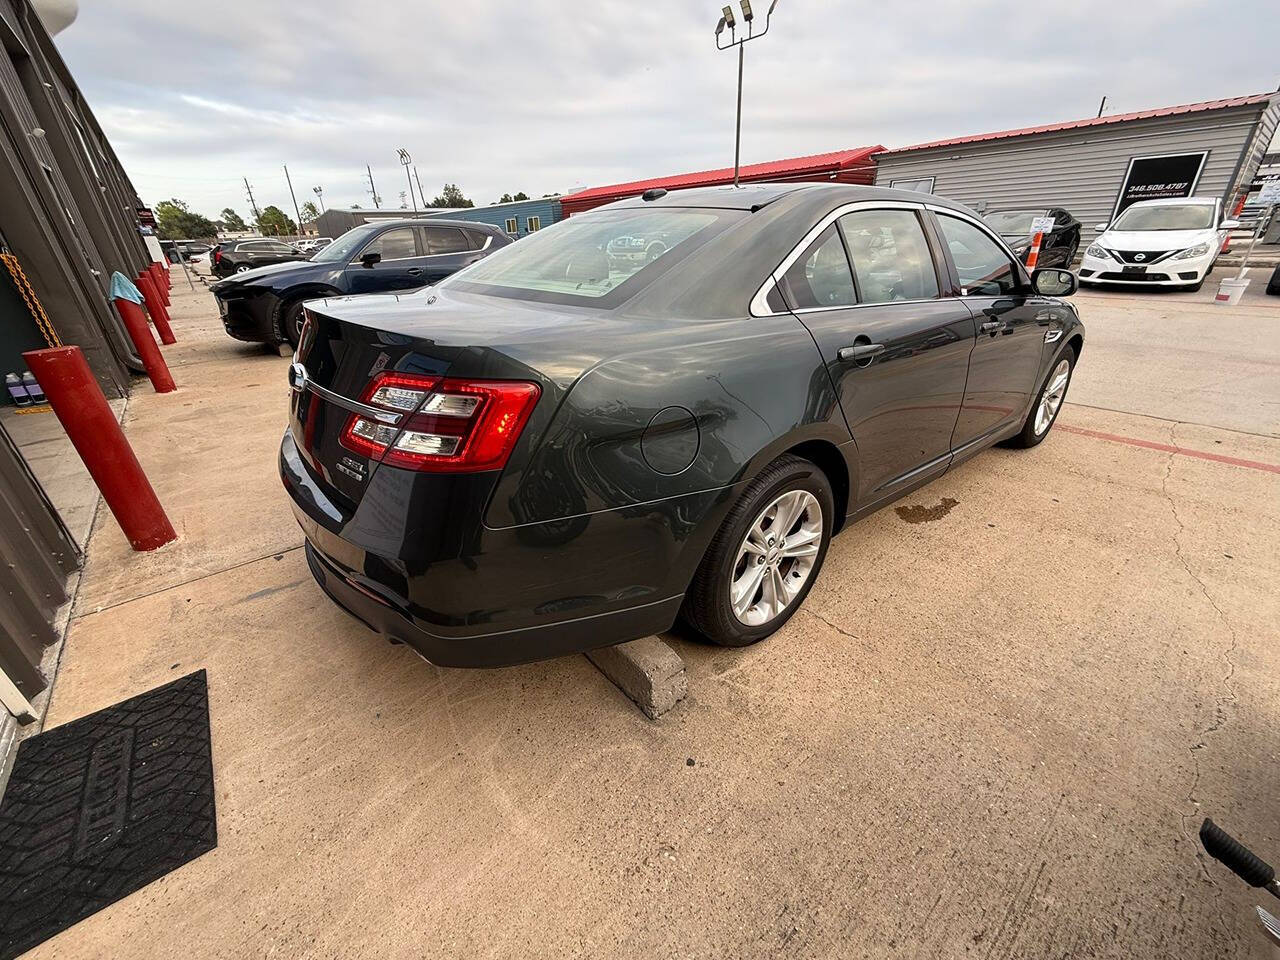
left=54, top=0, right=1279, bottom=220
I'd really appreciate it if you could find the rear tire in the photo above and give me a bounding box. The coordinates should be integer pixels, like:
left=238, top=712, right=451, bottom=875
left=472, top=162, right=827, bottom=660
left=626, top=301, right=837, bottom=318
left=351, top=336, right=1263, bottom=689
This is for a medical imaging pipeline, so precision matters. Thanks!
left=681, top=454, right=833, bottom=647
left=1005, top=346, right=1075, bottom=449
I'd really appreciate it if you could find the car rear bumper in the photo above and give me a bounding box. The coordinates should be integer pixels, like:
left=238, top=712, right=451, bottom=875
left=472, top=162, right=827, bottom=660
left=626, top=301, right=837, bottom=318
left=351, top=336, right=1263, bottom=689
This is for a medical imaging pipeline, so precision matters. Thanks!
left=278, top=429, right=701, bottom=668
left=302, top=540, right=683, bottom=668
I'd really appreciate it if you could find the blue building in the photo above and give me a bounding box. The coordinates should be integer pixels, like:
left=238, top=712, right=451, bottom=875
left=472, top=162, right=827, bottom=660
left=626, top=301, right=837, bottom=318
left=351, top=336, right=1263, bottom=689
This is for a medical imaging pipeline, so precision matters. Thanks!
left=422, top=196, right=561, bottom=239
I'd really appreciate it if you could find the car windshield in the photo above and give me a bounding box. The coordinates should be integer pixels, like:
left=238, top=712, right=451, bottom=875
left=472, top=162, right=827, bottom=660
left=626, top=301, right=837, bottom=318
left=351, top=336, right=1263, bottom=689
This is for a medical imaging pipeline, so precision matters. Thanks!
left=310, top=224, right=381, bottom=263
left=1113, top=204, right=1214, bottom=231
left=443, top=209, right=722, bottom=303
left=984, top=211, right=1042, bottom=236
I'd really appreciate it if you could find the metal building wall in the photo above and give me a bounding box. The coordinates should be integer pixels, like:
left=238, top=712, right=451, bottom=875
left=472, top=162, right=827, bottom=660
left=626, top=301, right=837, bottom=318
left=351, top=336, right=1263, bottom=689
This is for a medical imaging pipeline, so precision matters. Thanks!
left=0, top=422, right=78, bottom=702
left=420, top=198, right=563, bottom=238
left=873, top=102, right=1277, bottom=243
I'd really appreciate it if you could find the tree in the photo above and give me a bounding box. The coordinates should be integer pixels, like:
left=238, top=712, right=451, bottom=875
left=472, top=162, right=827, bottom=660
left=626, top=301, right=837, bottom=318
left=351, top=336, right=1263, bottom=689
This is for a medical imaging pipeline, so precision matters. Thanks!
left=256, top=205, right=297, bottom=236
left=496, top=191, right=530, bottom=204
left=154, top=198, right=218, bottom=240
left=300, top=201, right=319, bottom=224
left=428, top=183, right=474, bottom=208
left=220, top=207, right=248, bottom=232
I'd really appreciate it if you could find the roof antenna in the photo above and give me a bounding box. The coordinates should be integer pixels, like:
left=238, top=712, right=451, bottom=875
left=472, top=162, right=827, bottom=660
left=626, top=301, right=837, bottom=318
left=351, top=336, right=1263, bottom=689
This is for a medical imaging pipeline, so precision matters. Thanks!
left=1096, top=95, right=1107, bottom=118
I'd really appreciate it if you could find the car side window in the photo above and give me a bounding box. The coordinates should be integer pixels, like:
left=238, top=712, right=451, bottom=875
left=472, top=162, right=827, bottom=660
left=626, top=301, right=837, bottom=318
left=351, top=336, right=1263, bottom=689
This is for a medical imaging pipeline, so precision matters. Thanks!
left=936, top=215, right=1020, bottom=296
left=780, top=225, right=855, bottom=309
left=425, top=227, right=471, bottom=256
left=361, top=228, right=417, bottom=261
left=265, top=241, right=294, bottom=254
left=838, top=209, right=939, bottom=304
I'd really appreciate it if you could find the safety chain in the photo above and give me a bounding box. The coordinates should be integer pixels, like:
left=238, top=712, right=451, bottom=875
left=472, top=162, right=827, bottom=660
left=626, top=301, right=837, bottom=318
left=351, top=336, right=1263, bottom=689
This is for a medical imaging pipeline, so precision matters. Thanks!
left=0, top=252, right=62, bottom=347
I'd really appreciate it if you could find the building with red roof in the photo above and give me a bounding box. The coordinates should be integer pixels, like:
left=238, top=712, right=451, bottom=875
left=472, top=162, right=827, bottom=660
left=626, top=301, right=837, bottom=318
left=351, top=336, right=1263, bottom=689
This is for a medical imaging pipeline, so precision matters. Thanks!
left=559, top=146, right=882, bottom=216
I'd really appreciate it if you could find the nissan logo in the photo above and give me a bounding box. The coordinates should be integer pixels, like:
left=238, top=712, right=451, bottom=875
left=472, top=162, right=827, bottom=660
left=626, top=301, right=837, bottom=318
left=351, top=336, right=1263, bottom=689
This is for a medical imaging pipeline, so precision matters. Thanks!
left=288, top=362, right=307, bottom=394
left=1134, top=253, right=1147, bottom=261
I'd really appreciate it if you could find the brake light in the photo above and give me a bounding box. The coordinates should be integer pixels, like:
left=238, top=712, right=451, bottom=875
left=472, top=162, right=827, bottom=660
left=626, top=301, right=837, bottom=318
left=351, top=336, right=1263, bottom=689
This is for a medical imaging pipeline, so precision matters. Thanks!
left=339, top=371, right=540, bottom=473
left=213, top=248, right=222, bottom=265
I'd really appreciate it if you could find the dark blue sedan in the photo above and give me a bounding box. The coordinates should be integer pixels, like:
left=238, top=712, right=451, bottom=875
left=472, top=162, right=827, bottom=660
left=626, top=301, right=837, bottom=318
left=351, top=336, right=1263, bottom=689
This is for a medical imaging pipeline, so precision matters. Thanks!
left=211, top=219, right=512, bottom=348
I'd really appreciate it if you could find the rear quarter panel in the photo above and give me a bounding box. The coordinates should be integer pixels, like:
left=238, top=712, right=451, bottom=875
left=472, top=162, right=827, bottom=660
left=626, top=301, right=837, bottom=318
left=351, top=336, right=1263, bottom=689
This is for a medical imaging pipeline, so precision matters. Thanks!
left=487, top=314, right=848, bottom=529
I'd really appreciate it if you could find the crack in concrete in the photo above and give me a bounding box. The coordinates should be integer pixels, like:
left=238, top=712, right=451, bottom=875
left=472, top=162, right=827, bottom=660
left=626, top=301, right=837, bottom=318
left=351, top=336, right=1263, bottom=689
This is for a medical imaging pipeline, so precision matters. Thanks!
left=802, top=606, right=862, bottom=643
left=1162, top=422, right=1241, bottom=890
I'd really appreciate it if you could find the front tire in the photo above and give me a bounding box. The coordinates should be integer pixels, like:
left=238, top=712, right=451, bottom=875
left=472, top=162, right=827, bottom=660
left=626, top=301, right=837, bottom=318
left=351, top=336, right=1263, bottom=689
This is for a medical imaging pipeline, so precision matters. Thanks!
left=1006, top=347, right=1075, bottom=449
left=681, top=454, right=833, bottom=647
left=281, top=299, right=307, bottom=348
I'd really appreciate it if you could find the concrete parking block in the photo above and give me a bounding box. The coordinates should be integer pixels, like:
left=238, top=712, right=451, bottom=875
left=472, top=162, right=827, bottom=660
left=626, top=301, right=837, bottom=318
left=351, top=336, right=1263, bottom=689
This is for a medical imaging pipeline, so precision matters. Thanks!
left=587, top=637, right=688, bottom=719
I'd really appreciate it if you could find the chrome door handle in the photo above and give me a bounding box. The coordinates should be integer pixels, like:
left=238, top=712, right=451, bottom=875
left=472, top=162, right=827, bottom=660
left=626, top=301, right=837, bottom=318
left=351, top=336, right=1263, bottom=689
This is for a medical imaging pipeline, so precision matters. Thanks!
left=406, top=267, right=423, bottom=276
left=980, top=320, right=1002, bottom=334
left=837, top=343, right=885, bottom=362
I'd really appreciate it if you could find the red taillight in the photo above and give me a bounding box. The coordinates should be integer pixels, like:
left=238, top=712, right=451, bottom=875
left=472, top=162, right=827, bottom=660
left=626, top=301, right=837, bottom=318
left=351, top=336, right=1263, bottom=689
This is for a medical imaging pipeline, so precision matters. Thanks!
left=338, top=371, right=540, bottom=473
left=213, top=248, right=222, bottom=265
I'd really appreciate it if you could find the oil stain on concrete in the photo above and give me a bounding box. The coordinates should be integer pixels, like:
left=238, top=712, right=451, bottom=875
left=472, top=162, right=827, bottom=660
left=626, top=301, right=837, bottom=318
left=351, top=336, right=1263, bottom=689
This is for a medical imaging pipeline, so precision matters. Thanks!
left=894, top=497, right=959, bottom=524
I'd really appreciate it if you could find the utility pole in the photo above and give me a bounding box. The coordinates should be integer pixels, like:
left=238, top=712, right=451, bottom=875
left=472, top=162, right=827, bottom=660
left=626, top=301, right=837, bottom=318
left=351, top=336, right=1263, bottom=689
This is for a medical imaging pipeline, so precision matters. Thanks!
left=244, top=177, right=261, bottom=227
left=715, top=1, right=782, bottom=188
left=397, top=149, right=418, bottom=215
left=365, top=164, right=382, bottom=209
left=283, top=164, right=303, bottom=235
left=413, top=166, right=428, bottom=209
left=313, top=185, right=325, bottom=213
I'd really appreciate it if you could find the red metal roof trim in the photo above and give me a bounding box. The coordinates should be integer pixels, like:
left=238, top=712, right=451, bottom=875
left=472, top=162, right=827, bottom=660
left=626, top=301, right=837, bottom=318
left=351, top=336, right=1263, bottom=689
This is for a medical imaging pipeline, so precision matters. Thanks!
left=561, top=146, right=883, bottom=204
left=876, top=93, right=1276, bottom=156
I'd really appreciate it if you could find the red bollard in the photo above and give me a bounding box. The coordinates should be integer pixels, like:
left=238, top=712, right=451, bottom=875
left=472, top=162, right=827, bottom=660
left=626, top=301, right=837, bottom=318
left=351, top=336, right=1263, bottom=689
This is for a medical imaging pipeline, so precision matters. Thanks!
left=136, top=272, right=176, bottom=345
left=23, top=346, right=177, bottom=551
left=150, top=262, right=170, bottom=304
left=114, top=297, right=175, bottom=393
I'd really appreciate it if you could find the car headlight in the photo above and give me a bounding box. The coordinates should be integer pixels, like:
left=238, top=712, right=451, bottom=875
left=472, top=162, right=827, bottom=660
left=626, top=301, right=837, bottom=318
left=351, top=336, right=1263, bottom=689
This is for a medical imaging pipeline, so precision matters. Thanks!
left=1085, top=243, right=1108, bottom=260
left=1173, top=242, right=1211, bottom=260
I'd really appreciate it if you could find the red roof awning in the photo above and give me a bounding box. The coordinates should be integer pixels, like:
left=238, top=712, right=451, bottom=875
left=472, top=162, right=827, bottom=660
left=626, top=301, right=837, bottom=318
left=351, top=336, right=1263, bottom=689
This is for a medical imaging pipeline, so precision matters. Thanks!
left=875, top=93, right=1276, bottom=157
left=560, top=146, right=883, bottom=215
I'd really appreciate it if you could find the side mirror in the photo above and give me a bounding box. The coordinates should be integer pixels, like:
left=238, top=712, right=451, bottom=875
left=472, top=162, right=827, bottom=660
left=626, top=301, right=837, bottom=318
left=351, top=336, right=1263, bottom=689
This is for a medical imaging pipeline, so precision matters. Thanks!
left=360, top=251, right=381, bottom=268
left=1031, top=267, right=1078, bottom=298
left=1093, top=222, right=1110, bottom=231
left=1219, top=219, right=1241, bottom=230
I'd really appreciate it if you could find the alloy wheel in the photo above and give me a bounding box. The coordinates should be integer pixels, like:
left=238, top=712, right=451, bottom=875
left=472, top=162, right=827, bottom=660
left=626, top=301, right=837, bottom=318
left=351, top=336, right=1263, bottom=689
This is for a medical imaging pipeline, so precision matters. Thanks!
left=1034, top=359, right=1071, bottom=435
left=729, top=489, right=822, bottom=626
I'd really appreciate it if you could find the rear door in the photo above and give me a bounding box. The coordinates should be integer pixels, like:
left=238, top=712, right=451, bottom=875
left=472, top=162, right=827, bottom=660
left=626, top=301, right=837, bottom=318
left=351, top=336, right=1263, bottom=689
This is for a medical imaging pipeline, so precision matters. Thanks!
left=932, top=211, right=1051, bottom=449
left=782, top=204, right=976, bottom=505
left=419, top=225, right=484, bottom=284
left=343, top=227, right=425, bottom=294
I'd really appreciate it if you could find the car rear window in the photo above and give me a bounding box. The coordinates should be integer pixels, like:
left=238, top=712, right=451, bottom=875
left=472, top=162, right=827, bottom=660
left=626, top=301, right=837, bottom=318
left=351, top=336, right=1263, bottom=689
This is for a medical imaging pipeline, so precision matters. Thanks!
left=443, top=209, right=723, bottom=304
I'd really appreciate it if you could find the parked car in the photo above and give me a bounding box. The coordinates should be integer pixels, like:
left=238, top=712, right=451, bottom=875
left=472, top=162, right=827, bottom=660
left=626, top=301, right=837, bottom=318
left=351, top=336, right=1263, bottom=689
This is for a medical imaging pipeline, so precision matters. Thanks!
left=983, top=208, right=1080, bottom=267
left=210, top=237, right=308, bottom=278
left=1078, top=197, right=1239, bottom=291
left=158, top=239, right=214, bottom=263
left=213, top=219, right=511, bottom=347
left=279, top=183, right=1084, bottom=667
left=294, top=237, right=333, bottom=254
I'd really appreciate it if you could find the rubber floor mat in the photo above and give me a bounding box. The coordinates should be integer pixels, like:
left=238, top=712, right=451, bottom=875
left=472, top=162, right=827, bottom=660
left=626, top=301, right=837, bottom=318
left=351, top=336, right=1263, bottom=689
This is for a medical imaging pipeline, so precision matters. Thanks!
left=0, top=670, right=216, bottom=958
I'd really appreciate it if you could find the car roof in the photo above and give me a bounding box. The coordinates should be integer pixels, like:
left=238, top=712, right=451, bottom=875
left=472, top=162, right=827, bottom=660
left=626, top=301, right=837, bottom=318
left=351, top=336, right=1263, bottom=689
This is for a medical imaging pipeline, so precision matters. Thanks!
left=598, top=181, right=979, bottom=216
left=348, top=217, right=498, bottom=231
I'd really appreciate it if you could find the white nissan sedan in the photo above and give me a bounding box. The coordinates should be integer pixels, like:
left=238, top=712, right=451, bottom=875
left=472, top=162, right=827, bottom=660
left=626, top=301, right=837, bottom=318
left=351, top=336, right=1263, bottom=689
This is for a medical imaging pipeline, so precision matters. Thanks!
left=1078, top=197, right=1239, bottom=292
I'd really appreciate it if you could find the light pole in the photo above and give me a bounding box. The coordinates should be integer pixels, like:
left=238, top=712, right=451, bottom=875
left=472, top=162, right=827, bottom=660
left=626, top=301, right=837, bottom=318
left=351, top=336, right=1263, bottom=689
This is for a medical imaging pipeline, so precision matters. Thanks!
left=715, top=0, right=780, bottom=187
left=312, top=185, right=325, bottom=214
left=397, top=148, right=418, bottom=215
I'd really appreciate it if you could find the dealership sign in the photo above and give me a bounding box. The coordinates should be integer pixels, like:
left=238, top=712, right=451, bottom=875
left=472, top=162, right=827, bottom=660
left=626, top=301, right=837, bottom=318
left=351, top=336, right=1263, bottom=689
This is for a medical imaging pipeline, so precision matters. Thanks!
left=1111, top=152, right=1209, bottom=218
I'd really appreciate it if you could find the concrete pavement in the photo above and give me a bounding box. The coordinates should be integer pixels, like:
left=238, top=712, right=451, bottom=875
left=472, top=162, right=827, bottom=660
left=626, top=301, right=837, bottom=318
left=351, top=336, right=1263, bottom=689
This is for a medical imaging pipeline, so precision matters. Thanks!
left=30, top=279, right=1280, bottom=958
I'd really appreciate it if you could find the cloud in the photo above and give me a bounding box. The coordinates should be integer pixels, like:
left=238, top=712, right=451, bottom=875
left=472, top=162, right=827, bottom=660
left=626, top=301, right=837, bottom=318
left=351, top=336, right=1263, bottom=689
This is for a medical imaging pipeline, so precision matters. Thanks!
left=54, top=0, right=1279, bottom=218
